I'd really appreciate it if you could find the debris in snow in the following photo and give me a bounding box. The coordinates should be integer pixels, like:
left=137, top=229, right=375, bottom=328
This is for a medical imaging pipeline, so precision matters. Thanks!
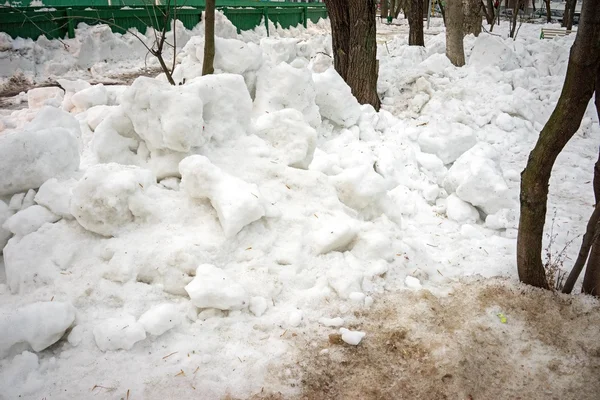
left=339, top=328, right=366, bottom=346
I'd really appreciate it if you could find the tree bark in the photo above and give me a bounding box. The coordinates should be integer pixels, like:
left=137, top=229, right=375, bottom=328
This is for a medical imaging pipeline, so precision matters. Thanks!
left=566, top=0, right=577, bottom=30
left=583, top=236, right=600, bottom=295
left=483, top=0, right=495, bottom=24
left=382, top=0, right=389, bottom=19
left=390, top=0, right=397, bottom=19
left=509, top=0, right=520, bottom=38
left=545, top=0, right=551, bottom=23
left=463, top=0, right=482, bottom=36
left=325, top=0, right=381, bottom=111
left=517, top=0, right=600, bottom=289
left=446, top=0, right=465, bottom=66
left=563, top=0, right=575, bottom=28
left=437, top=0, right=446, bottom=25
left=202, top=0, right=215, bottom=75
left=408, top=0, right=425, bottom=45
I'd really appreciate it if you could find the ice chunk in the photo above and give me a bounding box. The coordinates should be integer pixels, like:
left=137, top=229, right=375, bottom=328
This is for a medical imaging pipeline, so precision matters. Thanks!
left=3, top=205, right=60, bottom=236
left=138, top=304, right=180, bottom=336
left=0, top=302, right=75, bottom=356
left=254, top=109, right=317, bottom=169
left=418, top=122, right=477, bottom=164
left=180, top=155, right=265, bottom=237
left=249, top=297, right=268, bottom=317
left=331, top=165, right=387, bottom=211
left=310, top=217, right=357, bottom=255
left=93, top=316, right=146, bottom=351
left=318, top=317, right=344, bottom=327
left=469, top=34, right=520, bottom=72
left=404, top=276, right=423, bottom=289
left=184, top=264, right=248, bottom=311
left=70, top=164, right=156, bottom=237
left=446, top=194, right=480, bottom=223
left=339, top=328, right=365, bottom=345
left=288, top=310, right=303, bottom=327
left=0, top=118, right=80, bottom=197
left=27, top=87, right=64, bottom=110
left=70, top=84, right=108, bottom=111
left=260, top=37, right=299, bottom=64
left=312, top=67, right=361, bottom=127
left=34, top=178, right=77, bottom=219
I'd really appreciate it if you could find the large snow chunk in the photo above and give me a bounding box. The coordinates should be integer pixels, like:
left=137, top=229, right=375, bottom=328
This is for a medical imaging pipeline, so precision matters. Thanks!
left=57, top=78, right=92, bottom=112
left=187, top=73, right=253, bottom=143
left=0, top=302, right=75, bottom=356
left=138, top=303, right=181, bottom=336
left=260, top=37, right=299, bottom=64
left=330, top=165, right=387, bottom=211
left=469, top=34, right=520, bottom=72
left=27, top=87, right=64, bottom=110
left=70, top=164, right=156, bottom=237
left=180, top=156, right=265, bottom=237
left=121, top=77, right=206, bottom=152
left=418, top=122, right=477, bottom=164
left=2, top=205, right=60, bottom=236
left=254, top=62, right=321, bottom=128
left=70, top=83, right=108, bottom=111
left=92, top=108, right=141, bottom=166
left=0, top=116, right=80, bottom=197
left=34, top=178, right=77, bottom=219
left=93, top=316, right=146, bottom=351
left=339, top=327, right=365, bottom=345
left=184, top=264, right=248, bottom=310
left=443, top=146, right=514, bottom=215
left=310, top=216, right=357, bottom=255
left=446, top=194, right=480, bottom=223
left=254, top=109, right=317, bottom=169
left=312, top=67, right=361, bottom=128
left=0, top=200, right=12, bottom=250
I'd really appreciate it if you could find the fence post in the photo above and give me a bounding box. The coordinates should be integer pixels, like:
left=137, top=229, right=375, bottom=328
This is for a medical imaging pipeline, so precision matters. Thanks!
left=264, top=6, right=269, bottom=37
left=303, top=6, right=308, bottom=28
left=66, top=8, right=75, bottom=39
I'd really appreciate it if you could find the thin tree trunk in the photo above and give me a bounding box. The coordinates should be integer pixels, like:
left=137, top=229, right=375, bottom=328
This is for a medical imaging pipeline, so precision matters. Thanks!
left=446, top=0, right=465, bottom=66
left=517, top=0, right=600, bottom=289
left=202, top=0, right=215, bottom=75
left=566, top=0, right=577, bottom=30
left=409, top=0, right=425, bottom=45
left=483, top=0, right=495, bottom=24
left=510, top=0, right=520, bottom=38
left=325, top=0, right=381, bottom=111
left=545, top=0, right=551, bottom=23
left=463, top=0, right=482, bottom=36
left=583, top=237, right=600, bottom=295
left=563, top=0, right=574, bottom=28
left=382, top=0, right=389, bottom=19
left=437, top=0, right=446, bottom=25
left=390, top=0, right=397, bottom=20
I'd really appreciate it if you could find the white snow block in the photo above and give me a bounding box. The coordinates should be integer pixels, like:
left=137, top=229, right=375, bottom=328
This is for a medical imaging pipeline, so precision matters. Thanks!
left=0, top=302, right=75, bottom=356
left=469, top=34, right=520, bottom=72
left=330, top=165, right=387, bottom=211
left=184, top=264, right=248, bottom=310
left=121, top=77, right=206, bottom=152
left=27, top=87, right=64, bottom=110
left=180, top=155, right=265, bottom=237
left=58, top=78, right=92, bottom=112
left=446, top=194, right=480, bottom=223
left=254, top=109, right=317, bottom=169
left=254, top=62, right=321, bottom=128
left=34, top=178, right=77, bottom=219
left=310, top=218, right=357, bottom=255
left=249, top=297, right=268, bottom=317
left=0, top=200, right=12, bottom=250
left=312, top=67, right=361, bottom=128
left=318, top=317, right=344, bottom=327
left=2, top=205, right=60, bottom=236
left=138, top=304, right=180, bottom=336
left=404, top=276, right=423, bottom=289
left=260, top=37, right=299, bottom=64
left=339, top=328, right=365, bottom=346
left=418, top=122, right=477, bottom=165
left=443, top=147, right=513, bottom=215
left=70, top=83, right=108, bottom=111
left=70, top=164, right=156, bottom=237
left=0, top=123, right=79, bottom=197
left=93, top=316, right=146, bottom=351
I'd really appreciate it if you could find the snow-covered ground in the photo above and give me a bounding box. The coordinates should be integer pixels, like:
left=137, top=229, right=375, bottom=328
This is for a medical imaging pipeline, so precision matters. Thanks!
left=1, top=13, right=599, bottom=400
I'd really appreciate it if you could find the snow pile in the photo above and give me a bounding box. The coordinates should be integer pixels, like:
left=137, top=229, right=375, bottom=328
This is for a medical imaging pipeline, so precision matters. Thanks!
left=185, top=264, right=248, bottom=310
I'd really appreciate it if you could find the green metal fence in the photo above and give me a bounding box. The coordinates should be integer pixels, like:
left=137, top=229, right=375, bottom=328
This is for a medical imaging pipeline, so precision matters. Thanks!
left=0, top=1, right=328, bottom=40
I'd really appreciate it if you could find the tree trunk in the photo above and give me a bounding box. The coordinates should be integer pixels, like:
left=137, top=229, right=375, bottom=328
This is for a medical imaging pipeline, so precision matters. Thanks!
left=325, top=0, right=381, bottom=111
left=583, top=237, right=600, bottom=295
left=382, top=0, right=389, bottom=19
left=408, top=0, right=425, bottom=45
left=509, top=0, right=520, bottom=38
left=563, top=0, right=575, bottom=28
left=463, top=0, right=482, bottom=36
left=483, top=0, right=495, bottom=24
left=390, top=0, right=397, bottom=19
left=202, top=0, right=215, bottom=75
left=517, top=0, right=600, bottom=290
left=437, top=0, right=447, bottom=25
left=545, top=0, right=551, bottom=23
left=446, top=0, right=465, bottom=66
left=566, top=0, right=577, bottom=30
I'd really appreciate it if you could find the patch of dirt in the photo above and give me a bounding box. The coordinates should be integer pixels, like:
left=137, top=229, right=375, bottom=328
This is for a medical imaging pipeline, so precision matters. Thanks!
left=291, top=277, right=600, bottom=400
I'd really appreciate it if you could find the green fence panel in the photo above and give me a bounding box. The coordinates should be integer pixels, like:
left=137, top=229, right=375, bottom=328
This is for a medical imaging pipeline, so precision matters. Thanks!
left=306, top=8, right=325, bottom=23
left=266, top=6, right=302, bottom=29
left=0, top=8, right=68, bottom=39
left=219, top=7, right=264, bottom=33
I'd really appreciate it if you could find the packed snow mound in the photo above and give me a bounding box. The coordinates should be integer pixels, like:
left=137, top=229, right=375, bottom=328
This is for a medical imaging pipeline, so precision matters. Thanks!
left=260, top=37, right=299, bottom=64
left=34, top=178, right=77, bottom=219
left=312, top=67, right=361, bottom=128
left=138, top=303, right=181, bottom=336
left=27, top=86, right=64, bottom=110
left=254, top=61, right=321, bottom=128
left=418, top=121, right=477, bottom=165
left=70, top=83, right=109, bottom=111
left=121, top=77, right=206, bottom=152
left=446, top=193, right=480, bottom=223
left=180, top=155, right=266, bottom=237
left=330, top=165, right=387, bottom=212
left=0, top=302, right=75, bottom=357
left=185, top=264, right=248, bottom=310
left=93, top=315, right=146, bottom=351
left=469, top=34, right=520, bottom=71
left=444, top=145, right=514, bottom=215
left=92, top=107, right=142, bottom=166
left=70, top=164, right=156, bottom=237
left=0, top=200, right=11, bottom=250
left=2, top=205, right=60, bottom=237
left=254, top=108, right=317, bottom=169
left=0, top=108, right=80, bottom=197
